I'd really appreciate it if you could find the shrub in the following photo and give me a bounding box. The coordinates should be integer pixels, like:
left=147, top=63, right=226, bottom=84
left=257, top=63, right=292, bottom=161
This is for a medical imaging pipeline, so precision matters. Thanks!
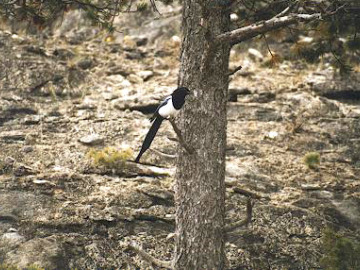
left=320, top=228, right=360, bottom=270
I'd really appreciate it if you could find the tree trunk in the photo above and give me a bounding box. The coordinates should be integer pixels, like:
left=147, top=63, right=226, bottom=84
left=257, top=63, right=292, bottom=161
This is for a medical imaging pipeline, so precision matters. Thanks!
left=174, top=1, right=230, bottom=269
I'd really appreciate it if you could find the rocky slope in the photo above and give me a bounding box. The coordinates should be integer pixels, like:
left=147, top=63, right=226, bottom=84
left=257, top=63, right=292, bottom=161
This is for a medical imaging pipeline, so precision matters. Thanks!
left=0, top=12, right=360, bottom=269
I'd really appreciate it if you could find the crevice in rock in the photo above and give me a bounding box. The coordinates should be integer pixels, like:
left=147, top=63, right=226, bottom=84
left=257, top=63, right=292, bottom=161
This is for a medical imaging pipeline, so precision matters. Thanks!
left=323, top=90, right=360, bottom=101
left=5, top=107, right=38, bottom=115
left=134, top=214, right=175, bottom=225
left=0, top=215, right=18, bottom=223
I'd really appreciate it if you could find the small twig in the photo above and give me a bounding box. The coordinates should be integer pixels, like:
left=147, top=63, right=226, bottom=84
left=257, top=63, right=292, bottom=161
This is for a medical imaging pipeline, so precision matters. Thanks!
left=126, top=241, right=173, bottom=269
left=274, top=6, right=291, bottom=18
left=168, top=119, right=195, bottom=154
left=262, top=34, right=274, bottom=59
left=150, top=0, right=161, bottom=15
left=274, top=1, right=299, bottom=18
left=225, top=198, right=254, bottom=231
left=228, top=65, right=242, bottom=76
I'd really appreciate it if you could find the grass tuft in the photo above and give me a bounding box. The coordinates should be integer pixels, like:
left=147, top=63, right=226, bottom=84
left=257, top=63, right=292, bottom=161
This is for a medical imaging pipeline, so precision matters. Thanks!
left=87, top=147, right=133, bottom=169
left=303, top=151, right=320, bottom=169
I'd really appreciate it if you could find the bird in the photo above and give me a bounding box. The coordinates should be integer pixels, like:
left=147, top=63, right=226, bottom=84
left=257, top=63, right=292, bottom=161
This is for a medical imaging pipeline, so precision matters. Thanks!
left=135, top=87, right=191, bottom=163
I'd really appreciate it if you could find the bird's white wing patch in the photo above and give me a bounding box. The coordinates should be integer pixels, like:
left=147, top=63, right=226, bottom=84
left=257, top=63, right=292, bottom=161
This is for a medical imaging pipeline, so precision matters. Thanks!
left=158, top=98, right=177, bottom=118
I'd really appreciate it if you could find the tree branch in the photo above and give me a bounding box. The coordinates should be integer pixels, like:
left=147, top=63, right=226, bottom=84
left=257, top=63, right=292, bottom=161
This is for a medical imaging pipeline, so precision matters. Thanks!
left=228, top=65, right=242, bottom=76
left=125, top=241, right=174, bottom=269
left=168, top=119, right=195, bottom=154
left=216, top=12, right=322, bottom=45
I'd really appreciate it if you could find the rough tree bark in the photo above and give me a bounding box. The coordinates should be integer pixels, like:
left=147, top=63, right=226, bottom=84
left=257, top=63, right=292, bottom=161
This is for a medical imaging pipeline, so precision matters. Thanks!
left=174, top=1, right=231, bottom=269
left=171, top=2, right=335, bottom=269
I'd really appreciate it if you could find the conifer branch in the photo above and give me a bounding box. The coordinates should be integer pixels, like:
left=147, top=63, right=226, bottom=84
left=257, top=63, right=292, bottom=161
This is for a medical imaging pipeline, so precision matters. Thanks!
left=217, top=12, right=322, bottom=45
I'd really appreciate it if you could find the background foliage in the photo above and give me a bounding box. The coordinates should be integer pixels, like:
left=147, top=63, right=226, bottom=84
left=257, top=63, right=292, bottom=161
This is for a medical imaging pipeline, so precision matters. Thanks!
left=1, top=0, right=359, bottom=73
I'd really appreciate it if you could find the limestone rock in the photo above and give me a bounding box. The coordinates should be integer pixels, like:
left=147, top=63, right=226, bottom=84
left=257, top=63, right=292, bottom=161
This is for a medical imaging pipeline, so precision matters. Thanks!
left=78, top=134, right=104, bottom=146
left=4, top=237, right=66, bottom=270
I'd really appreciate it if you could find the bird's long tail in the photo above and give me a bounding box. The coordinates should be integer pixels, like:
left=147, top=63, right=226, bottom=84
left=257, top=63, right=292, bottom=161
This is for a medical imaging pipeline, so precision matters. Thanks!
left=135, top=117, right=163, bottom=163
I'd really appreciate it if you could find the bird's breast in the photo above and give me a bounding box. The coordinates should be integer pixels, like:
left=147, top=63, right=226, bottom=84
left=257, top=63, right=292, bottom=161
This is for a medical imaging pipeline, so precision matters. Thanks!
left=158, top=100, right=177, bottom=118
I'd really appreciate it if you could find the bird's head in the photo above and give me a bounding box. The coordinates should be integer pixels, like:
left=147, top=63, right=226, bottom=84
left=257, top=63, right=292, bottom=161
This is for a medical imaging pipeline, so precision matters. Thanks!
left=172, top=87, right=191, bottom=100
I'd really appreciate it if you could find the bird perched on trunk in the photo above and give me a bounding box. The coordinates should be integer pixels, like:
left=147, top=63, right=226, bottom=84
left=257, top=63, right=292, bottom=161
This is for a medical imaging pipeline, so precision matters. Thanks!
left=135, top=87, right=191, bottom=163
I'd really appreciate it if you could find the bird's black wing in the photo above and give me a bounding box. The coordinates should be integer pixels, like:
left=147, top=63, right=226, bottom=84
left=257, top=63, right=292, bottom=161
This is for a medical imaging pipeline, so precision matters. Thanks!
left=149, top=96, right=171, bottom=122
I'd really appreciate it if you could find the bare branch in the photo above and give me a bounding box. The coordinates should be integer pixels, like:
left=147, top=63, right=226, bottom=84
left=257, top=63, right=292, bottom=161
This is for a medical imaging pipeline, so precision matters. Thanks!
left=125, top=241, right=174, bottom=270
left=169, top=119, right=195, bottom=155
left=217, top=12, right=322, bottom=45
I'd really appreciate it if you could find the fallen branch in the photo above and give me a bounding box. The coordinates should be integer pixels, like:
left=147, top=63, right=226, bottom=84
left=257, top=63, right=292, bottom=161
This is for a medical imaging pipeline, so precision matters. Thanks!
left=126, top=241, right=173, bottom=270
left=232, top=186, right=270, bottom=200
left=168, top=119, right=195, bottom=154
left=225, top=198, right=254, bottom=231
left=149, top=148, right=177, bottom=159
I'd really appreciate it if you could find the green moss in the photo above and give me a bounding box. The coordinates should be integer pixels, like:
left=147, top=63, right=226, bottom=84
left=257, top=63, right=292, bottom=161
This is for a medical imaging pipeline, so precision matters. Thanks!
left=320, top=228, right=360, bottom=270
left=87, top=147, right=132, bottom=169
left=303, top=151, right=320, bottom=169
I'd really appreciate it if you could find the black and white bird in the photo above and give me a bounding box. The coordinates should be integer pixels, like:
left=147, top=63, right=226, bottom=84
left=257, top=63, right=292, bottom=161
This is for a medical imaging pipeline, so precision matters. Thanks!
left=135, top=87, right=191, bottom=163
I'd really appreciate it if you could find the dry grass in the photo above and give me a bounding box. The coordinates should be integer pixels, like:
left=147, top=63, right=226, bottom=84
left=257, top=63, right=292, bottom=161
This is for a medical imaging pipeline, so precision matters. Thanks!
left=87, top=147, right=133, bottom=169
left=303, top=151, right=320, bottom=169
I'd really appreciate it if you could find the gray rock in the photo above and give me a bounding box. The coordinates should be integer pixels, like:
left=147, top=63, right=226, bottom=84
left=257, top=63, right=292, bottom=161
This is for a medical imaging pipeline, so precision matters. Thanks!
left=23, top=115, right=41, bottom=125
left=248, top=48, right=264, bottom=62
left=128, top=74, right=143, bottom=84
left=301, top=183, right=322, bottom=191
left=138, top=70, right=154, bottom=81
left=13, top=164, right=36, bottom=177
left=66, top=28, right=98, bottom=45
left=0, top=131, right=26, bottom=142
left=134, top=36, right=148, bottom=46
left=1, top=231, right=25, bottom=247
left=78, top=134, right=104, bottom=145
left=53, top=48, right=75, bottom=60
left=77, top=58, right=93, bottom=70
left=106, top=65, right=131, bottom=76
left=4, top=236, right=66, bottom=270
left=4, top=157, right=15, bottom=166
left=54, top=10, right=89, bottom=36
left=125, top=51, right=145, bottom=60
